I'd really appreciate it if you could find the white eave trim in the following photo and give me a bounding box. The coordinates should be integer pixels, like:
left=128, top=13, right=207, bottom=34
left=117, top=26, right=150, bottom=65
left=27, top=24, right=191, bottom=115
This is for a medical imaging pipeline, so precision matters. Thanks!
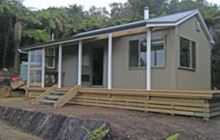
left=197, top=12, right=215, bottom=44
left=146, top=23, right=176, bottom=27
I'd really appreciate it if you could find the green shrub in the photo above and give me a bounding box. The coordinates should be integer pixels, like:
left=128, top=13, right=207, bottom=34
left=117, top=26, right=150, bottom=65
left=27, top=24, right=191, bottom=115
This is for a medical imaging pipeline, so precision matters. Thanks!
left=167, top=133, right=180, bottom=140
left=83, top=124, right=110, bottom=140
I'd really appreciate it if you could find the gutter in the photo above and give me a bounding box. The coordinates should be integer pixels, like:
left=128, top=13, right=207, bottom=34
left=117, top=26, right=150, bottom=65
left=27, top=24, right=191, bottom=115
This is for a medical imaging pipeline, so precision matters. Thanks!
left=17, top=48, right=28, bottom=54
left=21, top=36, right=97, bottom=51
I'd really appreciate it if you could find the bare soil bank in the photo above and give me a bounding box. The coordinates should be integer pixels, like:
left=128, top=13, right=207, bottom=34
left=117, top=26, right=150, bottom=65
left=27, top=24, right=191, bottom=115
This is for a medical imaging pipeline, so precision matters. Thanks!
left=0, top=104, right=111, bottom=140
left=0, top=120, right=41, bottom=140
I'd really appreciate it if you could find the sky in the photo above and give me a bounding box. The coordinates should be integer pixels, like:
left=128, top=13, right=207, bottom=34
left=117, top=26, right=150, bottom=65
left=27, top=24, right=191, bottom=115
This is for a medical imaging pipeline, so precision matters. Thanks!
left=23, top=0, right=127, bottom=11
left=23, top=0, right=220, bottom=11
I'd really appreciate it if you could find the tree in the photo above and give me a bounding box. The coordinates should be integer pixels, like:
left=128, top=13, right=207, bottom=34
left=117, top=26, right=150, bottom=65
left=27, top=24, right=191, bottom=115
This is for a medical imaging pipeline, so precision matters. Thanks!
left=128, top=0, right=169, bottom=18
left=0, top=0, right=25, bottom=70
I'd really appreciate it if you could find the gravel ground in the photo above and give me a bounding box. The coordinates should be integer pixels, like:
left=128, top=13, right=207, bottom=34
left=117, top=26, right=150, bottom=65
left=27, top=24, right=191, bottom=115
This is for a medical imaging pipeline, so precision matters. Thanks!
left=0, top=120, right=41, bottom=140
left=0, top=97, right=220, bottom=140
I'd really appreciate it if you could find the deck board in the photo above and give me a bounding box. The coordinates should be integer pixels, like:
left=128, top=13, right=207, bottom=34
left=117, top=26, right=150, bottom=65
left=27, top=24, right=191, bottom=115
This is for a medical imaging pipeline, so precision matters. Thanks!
left=25, top=86, right=220, bottom=119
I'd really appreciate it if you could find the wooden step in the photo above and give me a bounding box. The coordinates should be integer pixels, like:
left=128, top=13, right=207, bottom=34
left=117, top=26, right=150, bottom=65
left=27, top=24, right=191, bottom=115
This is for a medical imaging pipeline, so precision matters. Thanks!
left=48, top=91, right=66, bottom=95
left=36, top=85, right=57, bottom=101
left=54, top=85, right=80, bottom=108
left=39, top=99, right=56, bottom=104
left=55, top=88, right=71, bottom=92
left=44, top=95, right=61, bottom=100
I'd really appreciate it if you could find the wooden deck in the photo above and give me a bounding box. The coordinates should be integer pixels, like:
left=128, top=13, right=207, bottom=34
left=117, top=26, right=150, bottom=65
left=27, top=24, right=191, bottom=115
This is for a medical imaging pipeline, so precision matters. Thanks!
left=25, top=86, right=220, bottom=120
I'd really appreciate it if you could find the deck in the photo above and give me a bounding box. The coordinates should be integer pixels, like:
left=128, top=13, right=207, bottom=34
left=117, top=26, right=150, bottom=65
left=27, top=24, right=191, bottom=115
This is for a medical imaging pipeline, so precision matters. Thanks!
left=24, top=86, right=220, bottom=120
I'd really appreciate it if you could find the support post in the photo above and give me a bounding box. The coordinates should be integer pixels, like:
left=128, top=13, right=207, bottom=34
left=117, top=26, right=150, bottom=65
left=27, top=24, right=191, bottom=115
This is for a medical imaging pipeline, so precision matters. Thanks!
left=41, top=48, right=45, bottom=88
left=27, top=51, right=31, bottom=88
left=58, top=45, right=62, bottom=88
left=78, top=41, right=82, bottom=85
left=146, top=28, right=151, bottom=91
left=108, top=33, right=113, bottom=89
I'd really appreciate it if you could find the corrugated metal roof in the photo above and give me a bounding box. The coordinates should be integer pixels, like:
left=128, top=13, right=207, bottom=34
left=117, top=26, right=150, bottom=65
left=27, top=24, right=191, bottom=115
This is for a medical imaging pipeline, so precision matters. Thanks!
left=73, top=10, right=198, bottom=39
left=147, top=9, right=197, bottom=24
left=22, top=9, right=214, bottom=50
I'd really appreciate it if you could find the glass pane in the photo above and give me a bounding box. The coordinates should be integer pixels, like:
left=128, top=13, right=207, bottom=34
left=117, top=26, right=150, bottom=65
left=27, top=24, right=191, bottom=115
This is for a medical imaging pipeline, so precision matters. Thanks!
left=30, top=49, right=42, bottom=68
left=140, top=39, right=147, bottom=67
left=46, top=57, right=55, bottom=68
left=192, top=41, right=196, bottom=69
left=196, top=21, right=200, bottom=32
left=45, top=48, right=56, bottom=69
left=155, top=45, right=165, bottom=67
left=129, top=40, right=139, bottom=67
left=151, top=51, right=155, bottom=67
left=30, top=70, right=42, bottom=85
left=180, top=37, right=190, bottom=68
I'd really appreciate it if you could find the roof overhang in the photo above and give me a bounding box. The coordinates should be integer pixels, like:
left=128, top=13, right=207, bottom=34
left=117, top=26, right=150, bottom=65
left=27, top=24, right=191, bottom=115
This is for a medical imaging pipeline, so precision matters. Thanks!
left=22, top=26, right=148, bottom=51
left=22, top=36, right=96, bottom=51
left=146, top=10, right=215, bottom=45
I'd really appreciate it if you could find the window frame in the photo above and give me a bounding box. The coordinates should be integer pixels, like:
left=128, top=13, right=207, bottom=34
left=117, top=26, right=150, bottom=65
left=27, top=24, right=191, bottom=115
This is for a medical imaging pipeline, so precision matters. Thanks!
left=128, top=37, right=166, bottom=69
left=178, top=36, right=196, bottom=71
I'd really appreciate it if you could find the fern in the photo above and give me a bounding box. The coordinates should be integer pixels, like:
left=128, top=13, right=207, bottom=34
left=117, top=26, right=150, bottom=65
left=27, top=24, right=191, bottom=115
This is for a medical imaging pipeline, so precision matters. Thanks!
left=167, top=133, right=180, bottom=140
left=83, top=124, right=110, bottom=140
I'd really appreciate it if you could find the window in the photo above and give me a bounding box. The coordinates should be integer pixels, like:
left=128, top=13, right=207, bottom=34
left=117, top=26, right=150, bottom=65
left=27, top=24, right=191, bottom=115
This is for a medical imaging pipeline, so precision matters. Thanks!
left=152, top=45, right=165, bottom=67
left=196, top=21, right=201, bottom=32
left=179, top=37, right=196, bottom=69
left=140, top=40, right=147, bottom=67
left=129, top=38, right=165, bottom=68
left=45, top=48, right=56, bottom=69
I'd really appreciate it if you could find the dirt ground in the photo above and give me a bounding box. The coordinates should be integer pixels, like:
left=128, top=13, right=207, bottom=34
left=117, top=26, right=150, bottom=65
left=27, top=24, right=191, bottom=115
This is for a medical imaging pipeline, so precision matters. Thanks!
left=0, top=97, right=220, bottom=140
left=0, top=120, right=42, bottom=140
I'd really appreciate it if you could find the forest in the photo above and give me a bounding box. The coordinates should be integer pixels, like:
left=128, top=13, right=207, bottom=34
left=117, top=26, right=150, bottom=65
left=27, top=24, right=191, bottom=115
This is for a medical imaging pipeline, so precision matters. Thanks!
left=0, top=0, right=220, bottom=87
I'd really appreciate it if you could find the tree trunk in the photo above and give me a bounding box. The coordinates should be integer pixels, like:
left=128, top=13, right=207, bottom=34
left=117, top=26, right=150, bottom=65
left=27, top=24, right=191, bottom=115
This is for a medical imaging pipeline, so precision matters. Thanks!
left=14, top=18, right=22, bottom=74
left=2, top=19, right=11, bottom=68
left=3, top=33, right=9, bottom=68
